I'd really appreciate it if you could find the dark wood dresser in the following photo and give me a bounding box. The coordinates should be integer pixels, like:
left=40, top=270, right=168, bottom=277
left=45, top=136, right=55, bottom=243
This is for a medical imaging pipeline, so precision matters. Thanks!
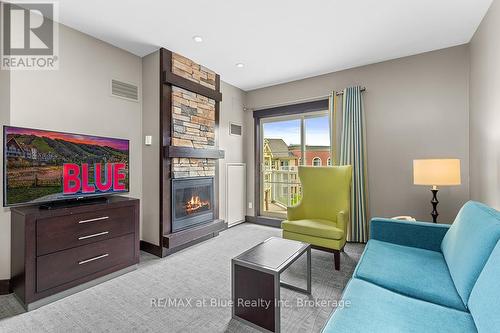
left=10, top=196, right=139, bottom=310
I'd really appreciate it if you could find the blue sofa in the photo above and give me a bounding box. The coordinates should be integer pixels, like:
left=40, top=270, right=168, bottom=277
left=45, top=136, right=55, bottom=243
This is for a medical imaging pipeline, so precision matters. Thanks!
left=323, top=201, right=500, bottom=333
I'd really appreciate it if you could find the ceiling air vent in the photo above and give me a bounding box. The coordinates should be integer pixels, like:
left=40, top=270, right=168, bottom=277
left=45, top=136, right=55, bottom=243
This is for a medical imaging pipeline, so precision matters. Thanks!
left=230, top=122, right=242, bottom=136
left=111, top=79, right=139, bottom=102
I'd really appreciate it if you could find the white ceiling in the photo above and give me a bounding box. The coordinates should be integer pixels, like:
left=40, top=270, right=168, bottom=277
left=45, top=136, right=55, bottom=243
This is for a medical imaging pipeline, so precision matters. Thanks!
left=56, top=0, right=492, bottom=91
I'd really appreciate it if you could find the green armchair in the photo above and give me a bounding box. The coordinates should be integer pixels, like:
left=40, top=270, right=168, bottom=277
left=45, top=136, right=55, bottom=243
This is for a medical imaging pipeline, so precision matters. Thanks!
left=281, top=166, right=352, bottom=270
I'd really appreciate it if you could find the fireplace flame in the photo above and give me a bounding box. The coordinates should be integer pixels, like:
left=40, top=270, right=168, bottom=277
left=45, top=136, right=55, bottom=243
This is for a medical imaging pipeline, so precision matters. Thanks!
left=185, top=195, right=210, bottom=214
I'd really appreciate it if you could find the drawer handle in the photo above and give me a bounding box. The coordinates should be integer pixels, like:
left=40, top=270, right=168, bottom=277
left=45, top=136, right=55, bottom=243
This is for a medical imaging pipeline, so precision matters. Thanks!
left=78, top=231, right=109, bottom=240
left=78, top=216, right=109, bottom=224
left=78, top=253, right=109, bottom=265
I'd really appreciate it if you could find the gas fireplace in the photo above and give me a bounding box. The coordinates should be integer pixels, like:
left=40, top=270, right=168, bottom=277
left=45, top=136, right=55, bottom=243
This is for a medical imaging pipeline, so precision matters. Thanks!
left=172, top=177, right=214, bottom=232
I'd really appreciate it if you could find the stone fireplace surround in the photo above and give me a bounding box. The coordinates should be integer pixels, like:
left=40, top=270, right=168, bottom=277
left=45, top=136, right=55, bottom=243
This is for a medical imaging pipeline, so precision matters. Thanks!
left=171, top=85, right=216, bottom=179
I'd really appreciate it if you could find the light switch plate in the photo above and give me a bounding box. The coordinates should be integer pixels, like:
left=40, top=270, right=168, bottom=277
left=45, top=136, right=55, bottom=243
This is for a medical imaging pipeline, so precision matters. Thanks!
left=145, top=135, right=152, bottom=145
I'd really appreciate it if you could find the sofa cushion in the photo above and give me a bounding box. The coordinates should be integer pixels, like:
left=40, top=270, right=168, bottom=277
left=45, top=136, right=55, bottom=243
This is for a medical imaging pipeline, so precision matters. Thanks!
left=282, top=219, right=343, bottom=240
left=441, top=201, right=500, bottom=305
left=354, top=239, right=466, bottom=311
left=468, top=241, right=500, bottom=332
left=322, top=278, right=477, bottom=333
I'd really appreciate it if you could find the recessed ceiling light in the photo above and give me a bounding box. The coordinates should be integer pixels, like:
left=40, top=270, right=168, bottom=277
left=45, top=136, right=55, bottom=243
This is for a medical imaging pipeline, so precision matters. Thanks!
left=236, top=63, right=244, bottom=68
left=192, top=35, right=203, bottom=43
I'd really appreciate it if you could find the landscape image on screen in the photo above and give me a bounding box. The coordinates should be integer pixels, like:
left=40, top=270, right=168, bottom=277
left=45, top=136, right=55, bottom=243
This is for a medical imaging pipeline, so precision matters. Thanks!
left=4, top=127, right=129, bottom=206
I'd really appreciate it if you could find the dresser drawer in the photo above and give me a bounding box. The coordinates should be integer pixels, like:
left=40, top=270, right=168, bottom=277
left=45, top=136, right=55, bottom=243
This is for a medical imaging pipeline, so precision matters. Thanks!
left=36, top=233, right=135, bottom=292
left=37, top=206, right=135, bottom=256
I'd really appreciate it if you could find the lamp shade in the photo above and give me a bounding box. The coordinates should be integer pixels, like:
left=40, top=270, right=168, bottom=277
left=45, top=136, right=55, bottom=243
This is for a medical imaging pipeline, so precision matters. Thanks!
left=413, top=159, right=461, bottom=186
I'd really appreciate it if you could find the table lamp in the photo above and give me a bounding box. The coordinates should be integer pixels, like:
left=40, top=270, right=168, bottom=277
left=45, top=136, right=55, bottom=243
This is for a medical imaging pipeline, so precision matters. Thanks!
left=413, top=159, right=461, bottom=223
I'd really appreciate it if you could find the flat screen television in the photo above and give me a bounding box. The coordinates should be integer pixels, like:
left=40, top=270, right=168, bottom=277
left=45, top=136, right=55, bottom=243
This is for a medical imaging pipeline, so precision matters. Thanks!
left=3, top=126, right=129, bottom=207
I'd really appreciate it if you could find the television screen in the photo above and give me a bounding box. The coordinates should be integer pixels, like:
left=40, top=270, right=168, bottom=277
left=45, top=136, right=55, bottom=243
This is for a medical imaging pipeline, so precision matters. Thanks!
left=3, top=126, right=129, bottom=207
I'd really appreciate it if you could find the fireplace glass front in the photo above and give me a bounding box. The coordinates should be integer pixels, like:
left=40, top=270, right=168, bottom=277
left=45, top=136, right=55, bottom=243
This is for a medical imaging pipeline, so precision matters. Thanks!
left=172, top=177, right=214, bottom=232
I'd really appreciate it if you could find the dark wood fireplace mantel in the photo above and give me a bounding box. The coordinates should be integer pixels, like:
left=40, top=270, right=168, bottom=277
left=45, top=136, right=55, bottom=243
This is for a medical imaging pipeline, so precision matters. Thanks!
left=163, top=71, right=222, bottom=102
left=165, top=146, right=225, bottom=159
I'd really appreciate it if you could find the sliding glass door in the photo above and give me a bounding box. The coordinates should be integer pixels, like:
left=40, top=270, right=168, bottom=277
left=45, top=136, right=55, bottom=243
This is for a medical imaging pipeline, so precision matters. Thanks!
left=260, top=111, right=331, bottom=218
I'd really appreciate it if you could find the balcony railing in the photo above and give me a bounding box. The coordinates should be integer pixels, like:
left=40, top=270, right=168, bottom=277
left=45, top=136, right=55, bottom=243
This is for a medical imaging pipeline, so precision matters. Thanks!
left=262, top=166, right=302, bottom=214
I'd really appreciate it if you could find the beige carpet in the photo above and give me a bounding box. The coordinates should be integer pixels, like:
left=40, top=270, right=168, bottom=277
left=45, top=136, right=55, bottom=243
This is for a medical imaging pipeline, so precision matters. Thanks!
left=0, top=223, right=364, bottom=332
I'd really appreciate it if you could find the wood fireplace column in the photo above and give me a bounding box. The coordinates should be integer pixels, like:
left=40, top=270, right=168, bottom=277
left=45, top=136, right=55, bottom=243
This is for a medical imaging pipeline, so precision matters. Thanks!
left=159, top=48, right=173, bottom=245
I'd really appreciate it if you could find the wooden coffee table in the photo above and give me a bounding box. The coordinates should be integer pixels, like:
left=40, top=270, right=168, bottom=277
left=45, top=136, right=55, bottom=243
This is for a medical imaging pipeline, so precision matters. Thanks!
left=231, top=237, right=311, bottom=333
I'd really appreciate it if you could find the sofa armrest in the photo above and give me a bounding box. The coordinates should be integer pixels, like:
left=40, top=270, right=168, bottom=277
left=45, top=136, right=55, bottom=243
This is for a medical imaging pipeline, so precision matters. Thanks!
left=370, top=218, right=450, bottom=252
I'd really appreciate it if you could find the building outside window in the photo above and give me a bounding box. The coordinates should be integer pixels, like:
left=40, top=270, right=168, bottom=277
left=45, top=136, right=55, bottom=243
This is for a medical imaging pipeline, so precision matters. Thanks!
left=261, top=112, right=332, bottom=217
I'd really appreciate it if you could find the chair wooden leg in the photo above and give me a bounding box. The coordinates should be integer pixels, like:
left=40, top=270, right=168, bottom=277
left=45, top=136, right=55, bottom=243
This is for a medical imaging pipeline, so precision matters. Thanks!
left=334, top=250, right=340, bottom=271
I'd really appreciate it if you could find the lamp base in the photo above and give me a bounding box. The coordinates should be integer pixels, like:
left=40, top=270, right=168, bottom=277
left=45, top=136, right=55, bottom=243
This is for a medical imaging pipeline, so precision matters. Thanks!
left=431, top=186, right=439, bottom=223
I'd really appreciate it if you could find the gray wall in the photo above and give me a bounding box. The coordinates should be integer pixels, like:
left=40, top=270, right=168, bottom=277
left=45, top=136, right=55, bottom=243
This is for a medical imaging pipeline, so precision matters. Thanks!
left=141, top=50, right=161, bottom=245
left=245, top=45, right=471, bottom=223
left=470, top=0, right=500, bottom=210
left=0, top=23, right=143, bottom=279
left=219, top=81, right=246, bottom=222
left=0, top=66, right=10, bottom=280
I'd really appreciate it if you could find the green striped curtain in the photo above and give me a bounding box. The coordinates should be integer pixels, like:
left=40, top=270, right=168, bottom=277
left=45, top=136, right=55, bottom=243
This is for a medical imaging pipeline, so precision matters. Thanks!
left=328, top=91, right=337, bottom=165
left=339, top=86, right=368, bottom=243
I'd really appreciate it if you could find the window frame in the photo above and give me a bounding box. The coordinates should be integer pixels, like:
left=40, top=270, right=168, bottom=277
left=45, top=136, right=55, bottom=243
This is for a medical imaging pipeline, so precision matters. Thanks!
left=254, top=99, right=333, bottom=220
left=312, top=157, right=322, bottom=166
